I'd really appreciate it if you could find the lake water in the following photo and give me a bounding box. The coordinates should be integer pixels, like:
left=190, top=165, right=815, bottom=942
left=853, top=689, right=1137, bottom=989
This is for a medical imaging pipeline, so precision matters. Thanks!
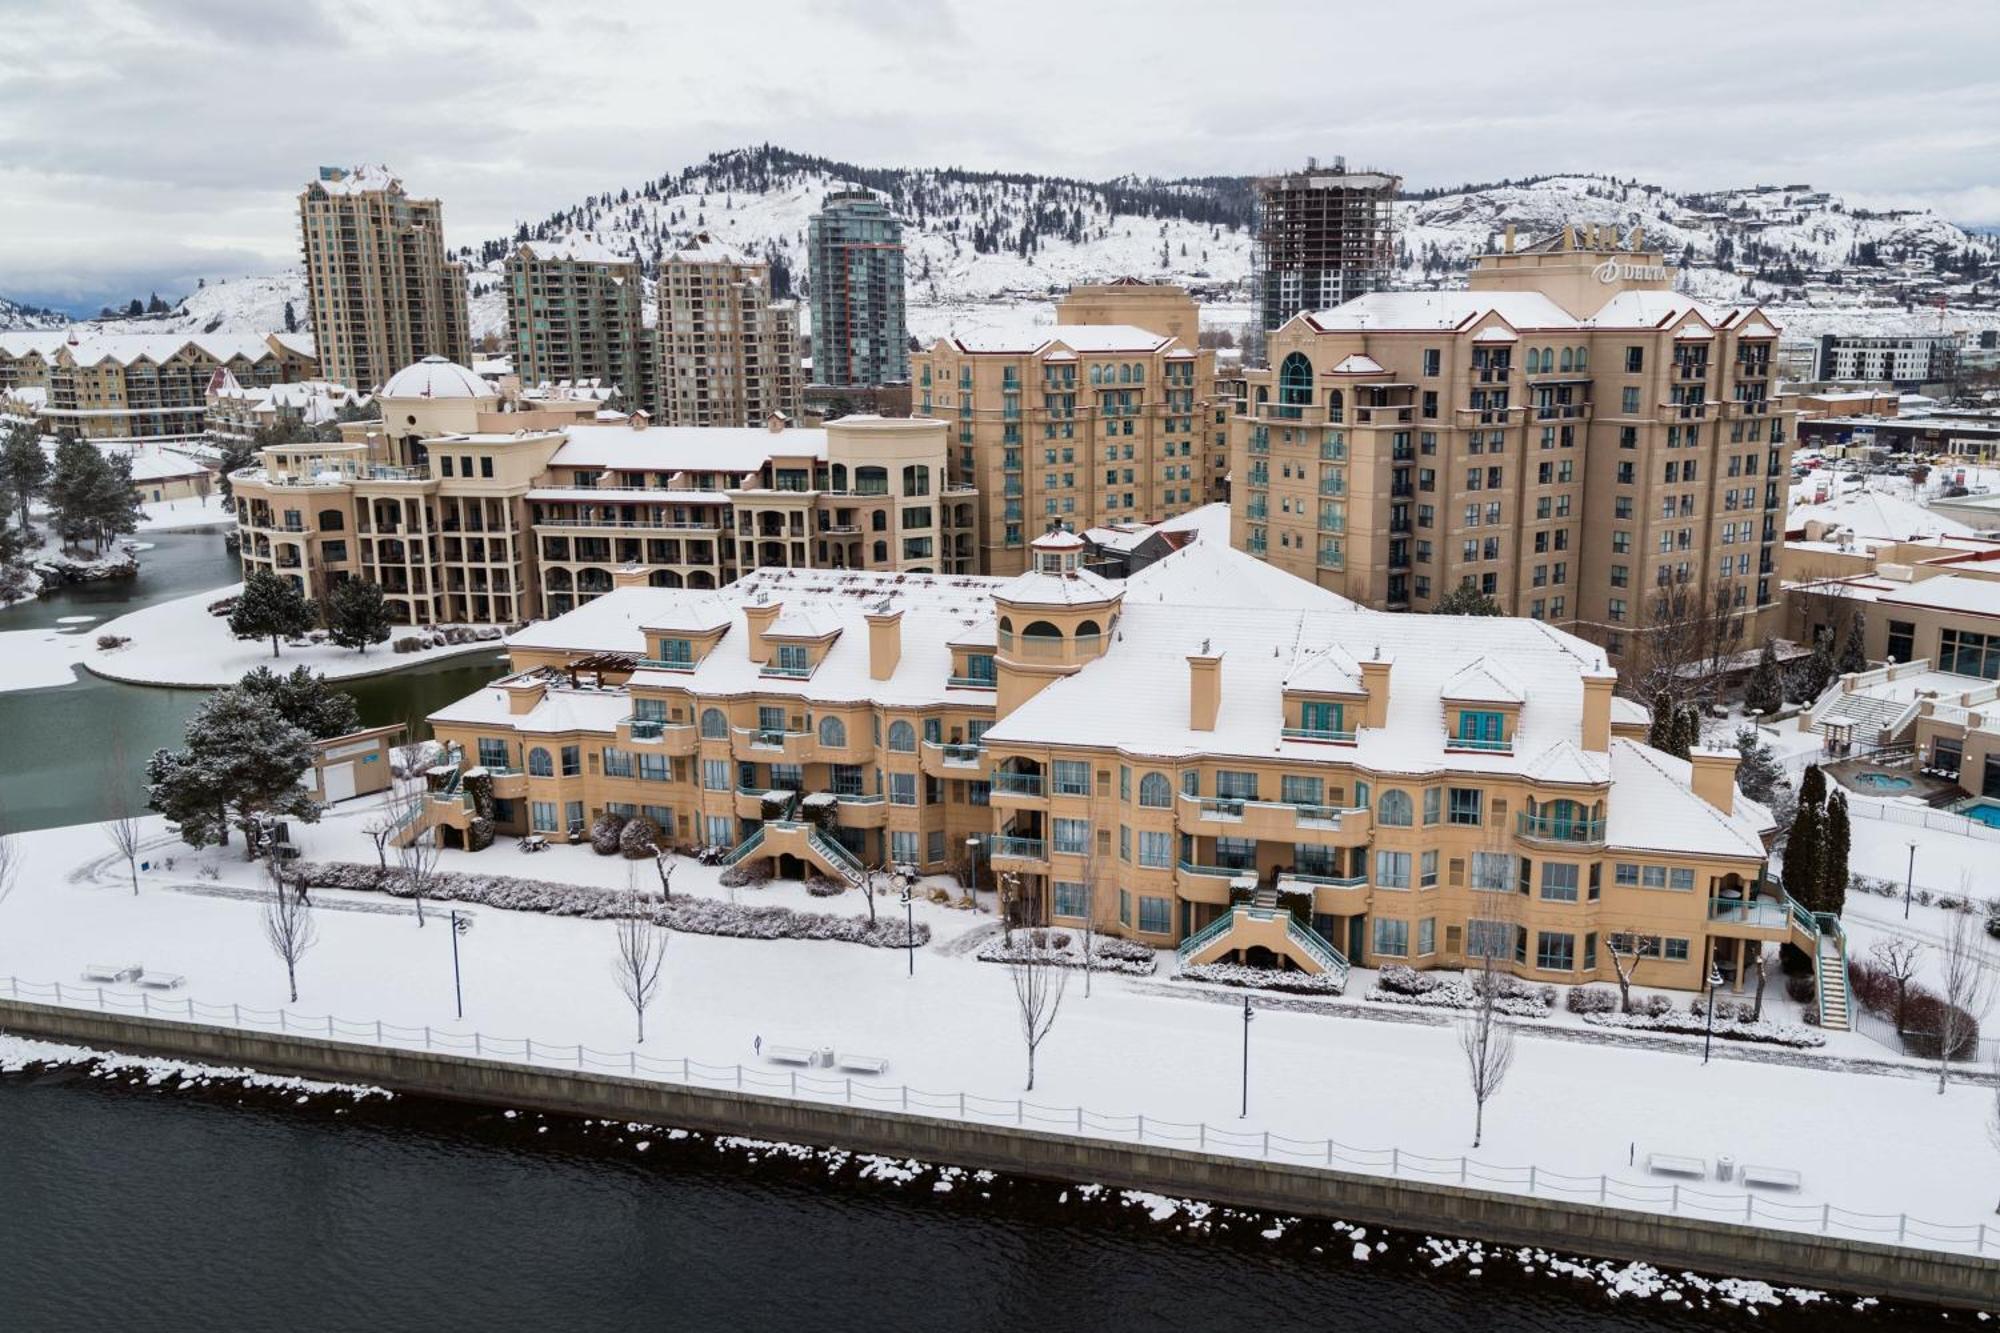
left=0, top=1068, right=1921, bottom=1333
left=0, top=530, right=510, bottom=834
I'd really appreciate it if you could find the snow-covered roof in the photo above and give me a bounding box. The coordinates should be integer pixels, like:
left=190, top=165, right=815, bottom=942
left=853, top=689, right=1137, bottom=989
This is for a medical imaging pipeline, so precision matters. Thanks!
left=1326, top=353, right=1386, bottom=375
left=669, top=233, right=758, bottom=267
left=0, top=331, right=68, bottom=358
left=1439, top=656, right=1527, bottom=705
left=1082, top=502, right=1233, bottom=555
left=517, top=237, right=634, bottom=266
left=1789, top=489, right=1975, bottom=541
left=943, top=324, right=1175, bottom=356
left=308, top=164, right=400, bottom=196
left=379, top=356, right=497, bottom=401
left=549, top=423, right=827, bottom=472
left=59, top=333, right=280, bottom=368
left=98, top=443, right=211, bottom=481
left=1873, top=573, right=2000, bottom=620
left=1302, top=291, right=1578, bottom=333
left=1603, top=742, right=1770, bottom=859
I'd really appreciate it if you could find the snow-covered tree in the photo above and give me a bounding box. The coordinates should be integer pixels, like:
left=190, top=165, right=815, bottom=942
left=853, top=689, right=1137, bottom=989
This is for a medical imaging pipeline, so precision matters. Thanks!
left=1744, top=637, right=1784, bottom=715
left=1459, top=919, right=1517, bottom=1148
left=327, top=579, right=391, bottom=655
left=1838, top=612, right=1868, bottom=676
left=230, top=571, right=315, bottom=658
left=1732, top=725, right=1794, bottom=827
left=101, top=739, right=143, bottom=895
left=237, top=664, right=360, bottom=739
left=1936, top=905, right=1992, bottom=1094
left=145, top=685, right=320, bottom=854
left=609, top=878, right=668, bottom=1042
left=262, top=866, right=317, bottom=1003
left=1009, top=940, right=1067, bottom=1091
left=1, top=425, right=48, bottom=536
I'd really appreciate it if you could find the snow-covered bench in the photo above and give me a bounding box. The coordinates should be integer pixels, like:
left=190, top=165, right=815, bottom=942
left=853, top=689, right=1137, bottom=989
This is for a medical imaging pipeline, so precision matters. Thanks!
left=1645, top=1153, right=1706, bottom=1179
left=837, top=1053, right=889, bottom=1076
left=1738, top=1164, right=1802, bottom=1191
left=81, top=962, right=140, bottom=983
left=136, top=970, right=185, bottom=991
left=764, top=1044, right=818, bottom=1067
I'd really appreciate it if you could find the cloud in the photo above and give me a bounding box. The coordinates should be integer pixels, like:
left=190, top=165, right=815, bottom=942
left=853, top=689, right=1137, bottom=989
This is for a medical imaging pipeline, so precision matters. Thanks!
left=3, top=0, right=1996, bottom=301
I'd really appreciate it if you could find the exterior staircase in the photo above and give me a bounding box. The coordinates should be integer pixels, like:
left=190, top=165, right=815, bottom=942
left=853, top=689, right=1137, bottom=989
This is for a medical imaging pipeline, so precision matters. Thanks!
left=1808, top=691, right=1907, bottom=748
left=721, top=820, right=867, bottom=888
left=1176, top=902, right=1350, bottom=986
left=1814, top=918, right=1852, bottom=1032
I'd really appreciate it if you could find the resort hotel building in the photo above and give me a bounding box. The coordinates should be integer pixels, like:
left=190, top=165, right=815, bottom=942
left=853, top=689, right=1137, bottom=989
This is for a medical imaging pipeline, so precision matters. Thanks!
left=1228, top=225, right=1797, bottom=664
left=227, top=355, right=976, bottom=625
left=406, top=527, right=1828, bottom=1006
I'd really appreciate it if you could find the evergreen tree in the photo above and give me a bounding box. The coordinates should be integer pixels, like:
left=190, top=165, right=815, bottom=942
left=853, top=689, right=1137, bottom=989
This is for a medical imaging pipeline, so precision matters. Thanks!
left=237, top=663, right=360, bottom=739
left=327, top=578, right=391, bottom=655
left=1, top=424, right=48, bottom=536
left=146, top=685, right=320, bottom=854
left=46, top=436, right=104, bottom=551
left=1786, top=765, right=1828, bottom=909
left=1732, top=725, right=1795, bottom=827
left=1647, top=691, right=1676, bottom=752
left=215, top=440, right=255, bottom=507
left=1792, top=630, right=1836, bottom=702
left=1745, top=636, right=1784, bottom=715
left=283, top=301, right=298, bottom=333
left=1434, top=582, right=1502, bottom=615
left=229, top=570, right=315, bottom=658
left=1671, top=703, right=1701, bottom=760
left=1838, top=613, right=1868, bottom=675
left=85, top=450, right=141, bottom=555
left=1820, top=790, right=1850, bottom=917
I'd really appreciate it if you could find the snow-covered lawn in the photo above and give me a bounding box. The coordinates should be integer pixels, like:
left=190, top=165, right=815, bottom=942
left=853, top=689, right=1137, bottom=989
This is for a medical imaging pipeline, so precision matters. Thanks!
left=0, top=581, right=505, bottom=694
left=136, top=493, right=231, bottom=532
left=3, top=803, right=1997, bottom=1254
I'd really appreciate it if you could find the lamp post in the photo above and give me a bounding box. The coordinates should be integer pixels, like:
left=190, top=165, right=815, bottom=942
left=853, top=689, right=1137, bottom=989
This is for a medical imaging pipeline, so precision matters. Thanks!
left=449, top=910, right=472, bottom=1019
left=965, top=835, right=982, bottom=906
left=898, top=876, right=915, bottom=977
left=1903, top=840, right=1918, bottom=920
left=1702, top=962, right=1724, bottom=1065
left=1240, top=995, right=1255, bottom=1118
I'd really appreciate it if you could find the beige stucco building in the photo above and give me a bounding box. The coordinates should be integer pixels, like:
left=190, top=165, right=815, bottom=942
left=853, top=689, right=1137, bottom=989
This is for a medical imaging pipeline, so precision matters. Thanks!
left=1229, top=226, right=1796, bottom=666
left=407, top=530, right=1823, bottom=1006
left=656, top=235, right=800, bottom=428
left=299, top=165, right=469, bottom=391
left=0, top=331, right=317, bottom=446
left=504, top=239, right=647, bottom=409
left=229, top=357, right=974, bottom=625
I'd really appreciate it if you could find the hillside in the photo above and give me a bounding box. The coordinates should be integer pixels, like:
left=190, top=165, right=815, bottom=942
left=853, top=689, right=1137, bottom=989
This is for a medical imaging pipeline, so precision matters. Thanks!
left=0, top=294, right=66, bottom=331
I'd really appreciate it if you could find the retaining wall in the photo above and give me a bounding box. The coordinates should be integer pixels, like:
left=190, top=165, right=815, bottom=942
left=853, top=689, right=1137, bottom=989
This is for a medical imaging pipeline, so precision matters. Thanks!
left=3, top=997, right=1993, bottom=1309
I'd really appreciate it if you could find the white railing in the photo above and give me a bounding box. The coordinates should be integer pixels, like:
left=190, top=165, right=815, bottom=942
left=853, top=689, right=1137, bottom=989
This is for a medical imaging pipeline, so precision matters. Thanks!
left=2, top=972, right=1994, bottom=1260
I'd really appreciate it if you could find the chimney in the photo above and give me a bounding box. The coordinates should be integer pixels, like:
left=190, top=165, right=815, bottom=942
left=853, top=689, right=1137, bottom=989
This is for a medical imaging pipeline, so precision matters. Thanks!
left=1631, top=225, right=1644, bottom=251
left=744, top=599, right=781, bottom=664
left=1688, top=747, right=1739, bottom=816
left=1581, top=673, right=1614, bottom=751
left=502, top=676, right=547, bottom=715
left=1187, top=647, right=1222, bottom=731
left=865, top=606, right=903, bottom=681
left=611, top=564, right=651, bottom=590
left=766, top=412, right=788, bottom=433
left=1360, top=655, right=1392, bottom=730
left=1503, top=223, right=1515, bottom=254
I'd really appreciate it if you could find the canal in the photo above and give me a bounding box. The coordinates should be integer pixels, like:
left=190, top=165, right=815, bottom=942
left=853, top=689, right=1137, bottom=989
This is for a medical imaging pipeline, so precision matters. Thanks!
left=0, top=1068, right=1918, bottom=1333
left=0, top=530, right=510, bottom=834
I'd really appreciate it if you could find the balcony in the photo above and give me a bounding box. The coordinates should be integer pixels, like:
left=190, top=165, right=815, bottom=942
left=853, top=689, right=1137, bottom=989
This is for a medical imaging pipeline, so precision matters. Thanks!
left=1177, top=793, right=1370, bottom=845
left=634, top=656, right=697, bottom=673
left=1515, top=812, right=1606, bottom=846
left=946, top=673, right=997, bottom=690
left=831, top=791, right=888, bottom=828
left=732, top=726, right=815, bottom=763
left=1707, top=888, right=1820, bottom=949
left=1445, top=735, right=1514, bottom=754
left=920, top=740, right=985, bottom=777
left=1278, top=870, right=1370, bottom=912
left=617, top=717, right=697, bottom=755
left=1281, top=725, right=1358, bottom=745
left=1532, top=403, right=1592, bottom=422
left=759, top=662, right=815, bottom=680
left=989, top=835, right=1047, bottom=865
left=989, top=770, right=1045, bottom=806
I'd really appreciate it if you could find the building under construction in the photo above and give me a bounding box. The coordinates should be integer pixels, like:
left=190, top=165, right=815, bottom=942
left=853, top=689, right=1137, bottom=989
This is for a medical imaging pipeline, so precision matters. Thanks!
left=1250, top=158, right=1400, bottom=362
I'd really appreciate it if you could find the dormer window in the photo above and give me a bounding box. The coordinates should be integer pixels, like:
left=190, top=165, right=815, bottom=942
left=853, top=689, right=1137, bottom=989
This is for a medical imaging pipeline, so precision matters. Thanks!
left=1454, top=709, right=1509, bottom=751
left=653, top=637, right=693, bottom=667
left=769, top=642, right=812, bottom=677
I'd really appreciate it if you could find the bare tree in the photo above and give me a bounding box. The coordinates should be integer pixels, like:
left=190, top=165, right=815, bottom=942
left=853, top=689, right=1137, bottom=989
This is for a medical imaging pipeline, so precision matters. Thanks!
left=1459, top=916, right=1517, bottom=1148
left=1008, top=943, right=1068, bottom=1091
left=609, top=877, right=668, bottom=1043
left=1934, top=904, right=1994, bottom=1094
left=101, top=740, right=143, bottom=896
left=1867, top=936, right=1925, bottom=1031
left=1634, top=573, right=1746, bottom=711
left=261, top=865, right=317, bottom=1004
left=1605, top=931, right=1663, bottom=1014
left=1078, top=840, right=1099, bottom=999
left=857, top=861, right=881, bottom=927
left=362, top=779, right=414, bottom=870
left=647, top=839, right=675, bottom=900
left=0, top=817, right=20, bottom=914
left=392, top=784, right=441, bottom=928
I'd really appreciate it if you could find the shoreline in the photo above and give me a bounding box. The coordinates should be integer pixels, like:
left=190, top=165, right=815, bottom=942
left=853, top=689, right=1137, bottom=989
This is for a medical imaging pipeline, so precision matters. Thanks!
left=2, top=995, right=1992, bottom=1311
left=78, top=636, right=507, bottom=692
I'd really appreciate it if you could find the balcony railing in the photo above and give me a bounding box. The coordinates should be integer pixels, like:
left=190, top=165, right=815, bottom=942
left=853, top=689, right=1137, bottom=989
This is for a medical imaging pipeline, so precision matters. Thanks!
left=759, top=663, right=814, bottom=679
left=925, top=741, right=984, bottom=766
left=738, top=727, right=807, bottom=749
left=635, top=656, right=696, bottom=673
left=990, top=771, right=1043, bottom=796
left=947, top=673, right=997, bottom=690
left=1447, top=735, right=1513, bottom=753
left=1516, top=812, right=1605, bottom=843
left=990, top=835, right=1046, bottom=861
left=1282, top=725, right=1357, bottom=744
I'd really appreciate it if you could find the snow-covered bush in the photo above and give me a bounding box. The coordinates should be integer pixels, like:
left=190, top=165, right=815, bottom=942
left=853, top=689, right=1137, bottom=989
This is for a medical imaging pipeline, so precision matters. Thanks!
left=285, top=860, right=928, bottom=948
left=805, top=874, right=843, bottom=897
left=1628, top=993, right=1674, bottom=1018
left=1565, top=986, right=1618, bottom=1015
left=1368, top=967, right=1553, bottom=1017
left=1688, top=995, right=1755, bottom=1023
left=393, top=635, right=423, bottom=653
left=618, top=814, right=662, bottom=859
left=95, top=633, right=129, bottom=650
left=1784, top=972, right=1815, bottom=1005
left=1582, top=1010, right=1824, bottom=1048
left=975, top=930, right=1158, bottom=975
left=590, top=811, right=627, bottom=855
left=1178, top=961, right=1345, bottom=995
left=1376, top=964, right=1445, bottom=996
left=1092, top=937, right=1155, bottom=966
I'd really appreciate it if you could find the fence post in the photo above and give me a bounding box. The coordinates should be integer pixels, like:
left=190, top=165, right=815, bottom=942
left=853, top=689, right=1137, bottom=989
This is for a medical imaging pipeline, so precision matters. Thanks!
left=1201, top=1124, right=1208, bottom=1151
left=473, top=1032, right=481, bottom=1056
left=791, top=1070, right=797, bottom=1096
left=326, top=1014, right=333, bottom=1037
left=576, top=1044, right=583, bottom=1069
left=54, top=981, right=62, bottom=1004
left=1459, top=1157, right=1466, bottom=1184
left=1598, top=1174, right=1606, bottom=1203
left=735, top=1063, right=742, bottom=1089
left=375, top=1019, right=382, bottom=1043
left=1075, top=1106, right=1082, bottom=1133
left=957, top=1092, right=964, bottom=1117
left=629, top=1051, right=636, bottom=1075
left=902, top=1085, right=908, bottom=1112
left=1981, top=1222, right=1991, bottom=1254
left=1016, top=1100, right=1023, bottom=1126
left=1745, top=1194, right=1753, bottom=1222
left=277, top=1008, right=284, bottom=1031
left=1137, top=1112, right=1146, bottom=1142
left=142, top=991, right=150, bottom=1015
left=1261, top=1130, right=1269, bottom=1157
left=846, top=1077, right=853, bottom=1104
left=526, top=1038, right=535, bottom=1061
left=233, top=1003, right=241, bottom=1025
left=97, top=986, right=105, bottom=1009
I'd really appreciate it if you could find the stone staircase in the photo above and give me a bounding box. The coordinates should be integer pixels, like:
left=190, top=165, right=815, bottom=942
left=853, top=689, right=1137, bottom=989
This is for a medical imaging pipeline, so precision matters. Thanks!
left=1815, top=930, right=1851, bottom=1032
left=1808, top=691, right=1907, bottom=747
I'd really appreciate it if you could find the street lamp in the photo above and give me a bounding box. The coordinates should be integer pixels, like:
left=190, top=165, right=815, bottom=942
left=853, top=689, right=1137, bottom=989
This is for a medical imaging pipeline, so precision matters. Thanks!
left=449, top=910, right=472, bottom=1019
left=1702, top=962, right=1724, bottom=1065
left=965, top=835, right=982, bottom=905
left=898, top=875, right=915, bottom=977
left=1240, top=995, right=1255, bottom=1118
left=1904, top=840, right=1918, bottom=920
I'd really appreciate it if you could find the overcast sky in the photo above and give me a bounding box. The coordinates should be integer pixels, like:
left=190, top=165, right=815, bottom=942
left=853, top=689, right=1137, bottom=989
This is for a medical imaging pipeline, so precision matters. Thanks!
left=3, top=0, right=1996, bottom=312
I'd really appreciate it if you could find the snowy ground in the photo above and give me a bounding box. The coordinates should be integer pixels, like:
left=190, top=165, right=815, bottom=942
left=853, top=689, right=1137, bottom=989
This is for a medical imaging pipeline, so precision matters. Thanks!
left=0, top=581, right=503, bottom=694
left=2, top=803, right=1996, bottom=1255
left=136, top=493, right=231, bottom=532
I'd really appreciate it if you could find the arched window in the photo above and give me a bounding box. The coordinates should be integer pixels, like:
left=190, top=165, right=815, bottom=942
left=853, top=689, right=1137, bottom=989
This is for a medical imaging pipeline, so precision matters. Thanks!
left=1090, top=365, right=1103, bottom=385
left=700, top=708, right=728, bottom=739
left=527, top=747, right=553, bottom=777
left=1022, top=620, right=1062, bottom=641
left=819, top=715, right=847, bottom=748
left=1277, top=352, right=1314, bottom=412
left=872, top=540, right=888, bottom=563
left=1574, top=345, right=1588, bottom=372
left=830, top=463, right=847, bottom=492
left=1559, top=347, right=1573, bottom=373
left=1076, top=618, right=1101, bottom=640
left=1132, top=363, right=1144, bottom=384
left=871, top=510, right=887, bottom=532
left=1118, top=363, right=1132, bottom=384
left=1541, top=347, right=1555, bottom=372
left=888, top=720, right=916, bottom=752
left=1378, top=789, right=1414, bottom=826
left=1138, top=772, right=1171, bottom=807
left=1326, top=388, right=1344, bottom=423
left=546, top=567, right=574, bottom=590
left=855, top=465, right=888, bottom=495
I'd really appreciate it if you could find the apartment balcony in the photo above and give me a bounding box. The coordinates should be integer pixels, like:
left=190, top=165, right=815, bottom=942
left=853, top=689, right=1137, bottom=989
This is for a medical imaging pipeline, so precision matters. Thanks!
left=1532, top=403, right=1593, bottom=422
left=989, top=835, right=1047, bottom=867
left=988, top=768, right=1046, bottom=809
left=831, top=792, right=889, bottom=829
left=1281, top=725, right=1358, bottom=745
left=1354, top=405, right=1413, bottom=425
left=617, top=717, right=698, bottom=755
left=1660, top=401, right=1712, bottom=421
left=919, top=740, right=985, bottom=778
left=1445, top=735, right=1514, bottom=755
left=1252, top=402, right=1333, bottom=425
left=1453, top=405, right=1524, bottom=425
left=1515, top=811, right=1606, bottom=847
left=1707, top=887, right=1820, bottom=950
left=1278, top=869, right=1371, bottom=913
left=734, top=785, right=797, bottom=821
left=732, top=726, right=815, bottom=764
left=1176, top=793, right=1371, bottom=846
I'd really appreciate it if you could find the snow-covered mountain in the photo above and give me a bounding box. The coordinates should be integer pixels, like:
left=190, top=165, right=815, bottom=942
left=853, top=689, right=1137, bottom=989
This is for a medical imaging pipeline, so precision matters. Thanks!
left=0, top=294, right=66, bottom=331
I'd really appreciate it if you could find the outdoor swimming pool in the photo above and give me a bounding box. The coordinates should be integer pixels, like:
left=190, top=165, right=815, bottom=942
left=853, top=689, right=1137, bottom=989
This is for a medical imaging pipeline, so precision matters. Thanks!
left=1851, top=772, right=1914, bottom=792
left=1954, top=798, right=2000, bottom=829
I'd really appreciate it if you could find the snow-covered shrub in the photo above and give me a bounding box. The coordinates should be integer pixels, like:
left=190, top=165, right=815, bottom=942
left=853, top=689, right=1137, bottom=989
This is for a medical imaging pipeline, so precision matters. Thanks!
left=1376, top=964, right=1445, bottom=996
left=285, top=860, right=928, bottom=948
left=718, top=864, right=750, bottom=888
left=805, top=875, right=843, bottom=897
left=589, top=811, right=627, bottom=855
left=1178, top=961, right=1346, bottom=995
left=1784, top=972, right=1816, bottom=1005
left=393, top=635, right=423, bottom=653
left=1366, top=969, right=1552, bottom=1018
left=466, top=815, right=494, bottom=853
left=618, top=815, right=663, bottom=860
left=95, top=633, right=129, bottom=650
left=1091, top=937, right=1155, bottom=966
left=1566, top=986, right=1618, bottom=1015
left=1581, top=1011, right=1824, bottom=1048
left=975, top=930, right=1157, bottom=975
left=1688, top=996, right=1755, bottom=1023
left=206, top=595, right=239, bottom=617
left=1629, top=993, right=1674, bottom=1018
left=1900, top=993, right=1982, bottom=1060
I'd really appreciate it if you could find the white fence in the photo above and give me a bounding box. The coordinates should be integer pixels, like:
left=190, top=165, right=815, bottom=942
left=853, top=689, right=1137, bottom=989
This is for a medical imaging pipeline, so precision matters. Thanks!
left=1845, top=792, right=2000, bottom=844
left=4, top=973, right=1996, bottom=1261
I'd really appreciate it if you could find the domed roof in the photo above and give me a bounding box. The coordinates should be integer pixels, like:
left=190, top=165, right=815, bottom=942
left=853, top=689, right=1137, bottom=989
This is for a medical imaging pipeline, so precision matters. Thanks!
left=378, top=355, right=496, bottom=401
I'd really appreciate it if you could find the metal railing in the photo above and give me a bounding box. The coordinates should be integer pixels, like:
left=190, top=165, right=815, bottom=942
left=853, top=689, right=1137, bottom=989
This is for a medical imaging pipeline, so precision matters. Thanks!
left=1282, top=726, right=1357, bottom=744
left=720, top=827, right=766, bottom=866
left=1515, top=813, right=1606, bottom=843
left=989, top=771, right=1043, bottom=797
left=988, top=836, right=1045, bottom=861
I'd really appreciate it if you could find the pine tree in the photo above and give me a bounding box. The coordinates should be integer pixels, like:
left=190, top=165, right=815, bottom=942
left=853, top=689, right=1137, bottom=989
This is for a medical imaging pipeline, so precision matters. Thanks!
left=230, top=570, right=315, bottom=658
left=1732, top=725, right=1795, bottom=827
left=237, top=664, right=360, bottom=739
left=327, top=579, right=391, bottom=656
left=46, top=436, right=104, bottom=551
left=1793, top=630, right=1836, bottom=702
left=1786, top=766, right=1828, bottom=909
left=283, top=301, right=298, bottom=334
left=1, top=425, right=49, bottom=536
left=1838, top=613, right=1868, bottom=675
left=1433, top=582, right=1503, bottom=616
left=86, top=450, right=141, bottom=555
left=1672, top=703, right=1701, bottom=760
left=1647, top=690, right=1675, bottom=752
left=146, top=685, right=320, bottom=854
left=1820, top=790, right=1850, bottom=917
left=1745, top=636, right=1784, bottom=715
